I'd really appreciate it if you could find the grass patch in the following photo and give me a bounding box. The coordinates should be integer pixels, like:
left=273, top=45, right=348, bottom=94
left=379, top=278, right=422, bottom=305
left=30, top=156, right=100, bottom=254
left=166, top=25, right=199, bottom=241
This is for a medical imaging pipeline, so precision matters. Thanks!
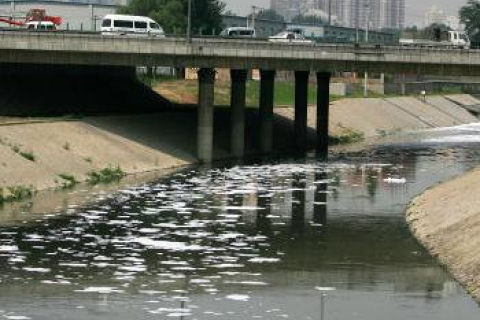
left=330, top=127, right=364, bottom=145
left=63, top=142, right=71, bottom=151
left=87, top=166, right=126, bottom=184
left=156, top=79, right=322, bottom=107
left=11, top=145, right=36, bottom=162
left=19, top=151, right=36, bottom=162
left=58, top=173, right=78, bottom=189
left=0, top=185, right=35, bottom=204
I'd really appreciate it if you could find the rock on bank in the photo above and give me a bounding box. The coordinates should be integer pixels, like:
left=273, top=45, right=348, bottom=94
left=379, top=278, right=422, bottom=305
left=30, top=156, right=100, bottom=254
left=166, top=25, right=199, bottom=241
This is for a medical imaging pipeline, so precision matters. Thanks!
left=407, top=168, right=480, bottom=302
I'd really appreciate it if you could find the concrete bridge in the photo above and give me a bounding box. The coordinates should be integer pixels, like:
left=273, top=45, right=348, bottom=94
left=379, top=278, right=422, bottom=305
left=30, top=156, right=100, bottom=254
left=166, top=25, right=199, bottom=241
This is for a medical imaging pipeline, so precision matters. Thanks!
left=2, top=30, right=480, bottom=162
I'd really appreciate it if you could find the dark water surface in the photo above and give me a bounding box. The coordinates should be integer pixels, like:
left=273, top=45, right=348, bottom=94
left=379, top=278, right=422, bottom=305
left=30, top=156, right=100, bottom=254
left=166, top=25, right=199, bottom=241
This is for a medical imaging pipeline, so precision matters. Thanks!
left=1, top=126, right=480, bottom=320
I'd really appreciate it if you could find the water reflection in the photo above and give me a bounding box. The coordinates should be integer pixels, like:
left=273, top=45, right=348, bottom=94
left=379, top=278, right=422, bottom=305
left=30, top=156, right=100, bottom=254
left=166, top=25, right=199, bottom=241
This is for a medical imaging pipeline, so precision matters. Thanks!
left=0, top=146, right=479, bottom=319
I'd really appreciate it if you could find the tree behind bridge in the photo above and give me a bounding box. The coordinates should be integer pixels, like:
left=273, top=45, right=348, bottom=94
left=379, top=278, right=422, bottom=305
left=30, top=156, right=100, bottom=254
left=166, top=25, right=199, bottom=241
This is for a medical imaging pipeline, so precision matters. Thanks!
left=460, top=0, right=480, bottom=42
left=118, top=0, right=225, bottom=35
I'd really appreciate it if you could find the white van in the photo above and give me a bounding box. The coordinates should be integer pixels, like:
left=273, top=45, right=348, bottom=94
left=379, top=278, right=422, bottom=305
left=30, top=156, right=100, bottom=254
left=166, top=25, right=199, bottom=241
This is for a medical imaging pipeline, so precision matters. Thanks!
left=220, top=27, right=256, bottom=38
left=101, top=14, right=165, bottom=37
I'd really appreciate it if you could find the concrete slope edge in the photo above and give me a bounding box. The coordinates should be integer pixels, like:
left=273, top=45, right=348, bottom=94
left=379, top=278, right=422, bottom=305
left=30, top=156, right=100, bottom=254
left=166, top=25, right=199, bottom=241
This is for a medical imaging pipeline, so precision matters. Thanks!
left=406, top=167, right=480, bottom=303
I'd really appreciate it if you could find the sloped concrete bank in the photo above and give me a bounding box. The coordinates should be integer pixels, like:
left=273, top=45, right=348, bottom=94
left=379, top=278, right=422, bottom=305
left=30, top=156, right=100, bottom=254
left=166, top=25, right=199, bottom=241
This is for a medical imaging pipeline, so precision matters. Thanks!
left=407, top=168, right=480, bottom=302
left=0, top=94, right=477, bottom=195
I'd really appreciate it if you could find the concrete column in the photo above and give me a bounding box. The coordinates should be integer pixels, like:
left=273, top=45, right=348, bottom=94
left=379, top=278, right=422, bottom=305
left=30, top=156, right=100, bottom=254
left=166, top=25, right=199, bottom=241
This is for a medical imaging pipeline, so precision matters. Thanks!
left=294, top=71, right=310, bottom=151
left=230, top=69, right=248, bottom=158
left=259, top=70, right=276, bottom=154
left=316, top=72, right=331, bottom=158
left=197, top=68, right=216, bottom=163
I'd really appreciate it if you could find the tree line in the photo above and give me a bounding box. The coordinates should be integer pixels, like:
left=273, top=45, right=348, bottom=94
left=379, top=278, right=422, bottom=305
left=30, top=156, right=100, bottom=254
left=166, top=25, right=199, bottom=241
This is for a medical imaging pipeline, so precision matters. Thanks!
left=118, top=0, right=225, bottom=35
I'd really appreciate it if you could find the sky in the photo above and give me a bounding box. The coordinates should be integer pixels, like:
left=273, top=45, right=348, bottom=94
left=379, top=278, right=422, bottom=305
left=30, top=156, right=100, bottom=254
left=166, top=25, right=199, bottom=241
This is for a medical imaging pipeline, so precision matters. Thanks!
left=223, top=0, right=468, bottom=27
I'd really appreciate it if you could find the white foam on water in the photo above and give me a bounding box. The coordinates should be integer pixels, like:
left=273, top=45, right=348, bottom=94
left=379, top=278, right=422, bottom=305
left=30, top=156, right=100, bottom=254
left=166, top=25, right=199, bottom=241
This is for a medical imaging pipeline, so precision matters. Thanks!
left=225, top=294, right=250, bottom=301
left=424, top=122, right=480, bottom=133
left=0, top=245, right=18, bottom=252
left=118, top=265, right=147, bottom=272
left=75, top=287, right=124, bottom=294
left=224, top=281, right=268, bottom=286
left=423, top=135, right=480, bottom=144
left=383, top=178, right=407, bottom=184
left=22, top=267, right=51, bottom=273
left=248, top=257, right=280, bottom=263
left=315, top=286, right=336, bottom=291
left=133, top=237, right=206, bottom=251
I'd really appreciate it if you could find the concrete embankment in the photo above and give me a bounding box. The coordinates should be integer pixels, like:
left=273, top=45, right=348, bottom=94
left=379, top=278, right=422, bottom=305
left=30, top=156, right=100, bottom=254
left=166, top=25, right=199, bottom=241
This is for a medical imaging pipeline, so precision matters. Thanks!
left=407, top=168, right=480, bottom=302
left=0, top=94, right=477, bottom=194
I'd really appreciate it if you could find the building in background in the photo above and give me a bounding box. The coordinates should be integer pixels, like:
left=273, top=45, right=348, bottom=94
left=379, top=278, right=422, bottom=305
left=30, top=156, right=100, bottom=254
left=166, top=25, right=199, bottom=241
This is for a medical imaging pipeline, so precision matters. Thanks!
left=270, top=0, right=404, bottom=30
left=424, top=5, right=446, bottom=27
left=445, top=16, right=462, bottom=31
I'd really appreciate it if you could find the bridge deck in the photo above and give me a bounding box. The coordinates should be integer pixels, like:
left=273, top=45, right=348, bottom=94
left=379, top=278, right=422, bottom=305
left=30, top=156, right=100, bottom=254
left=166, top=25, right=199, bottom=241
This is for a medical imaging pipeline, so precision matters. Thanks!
left=0, top=30, right=478, bottom=75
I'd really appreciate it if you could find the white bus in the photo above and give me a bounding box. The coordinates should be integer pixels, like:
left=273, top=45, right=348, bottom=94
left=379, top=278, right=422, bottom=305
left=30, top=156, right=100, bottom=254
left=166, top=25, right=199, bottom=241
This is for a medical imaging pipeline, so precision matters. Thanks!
left=101, top=14, right=165, bottom=37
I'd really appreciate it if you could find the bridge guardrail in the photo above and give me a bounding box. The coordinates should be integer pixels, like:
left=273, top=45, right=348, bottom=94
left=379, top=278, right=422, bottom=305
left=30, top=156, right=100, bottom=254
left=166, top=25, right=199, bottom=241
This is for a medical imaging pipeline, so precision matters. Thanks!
left=0, top=27, right=476, bottom=54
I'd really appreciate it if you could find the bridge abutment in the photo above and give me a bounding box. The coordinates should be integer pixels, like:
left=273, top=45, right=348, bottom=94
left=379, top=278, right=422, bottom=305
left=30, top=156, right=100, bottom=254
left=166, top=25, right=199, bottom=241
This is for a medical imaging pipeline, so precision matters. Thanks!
left=259, top=70, right=276, bottom=154
left=230, top=69, right=248, bottom=158
left=316, top=72, right=331, bottom=158
left=197, top=68, right=216, bottom=163
left=294, top=71, right=310, bottom=152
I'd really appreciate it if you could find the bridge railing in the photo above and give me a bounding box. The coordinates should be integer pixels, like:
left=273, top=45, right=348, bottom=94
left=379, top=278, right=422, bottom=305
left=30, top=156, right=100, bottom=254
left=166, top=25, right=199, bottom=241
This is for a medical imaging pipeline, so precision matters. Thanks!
left=0, top=28, right=475, bottom=54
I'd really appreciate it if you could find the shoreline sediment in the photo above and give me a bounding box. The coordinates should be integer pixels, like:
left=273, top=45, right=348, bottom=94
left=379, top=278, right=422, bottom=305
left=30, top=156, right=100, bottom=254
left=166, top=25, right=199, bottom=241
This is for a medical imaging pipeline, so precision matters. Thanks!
left=406, top=167, right=480, bottom=303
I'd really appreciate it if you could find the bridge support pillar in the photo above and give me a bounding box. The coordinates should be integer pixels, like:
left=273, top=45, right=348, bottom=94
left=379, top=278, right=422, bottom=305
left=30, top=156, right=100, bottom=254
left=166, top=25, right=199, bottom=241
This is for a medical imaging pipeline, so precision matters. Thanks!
left=197, top=68, right=216, bottom=163
left=316, top=72, right=331, bottom=159
left=294, top=71, right=310, bottom=151
left=230, top=69, right=248, bottom=158
left=259, top=70, right=276, bottom=154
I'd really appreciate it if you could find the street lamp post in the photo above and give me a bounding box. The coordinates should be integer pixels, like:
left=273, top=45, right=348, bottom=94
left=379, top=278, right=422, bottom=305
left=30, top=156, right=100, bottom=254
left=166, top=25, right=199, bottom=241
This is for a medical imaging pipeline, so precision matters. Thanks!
left=187, top=0, right=192, bottom=43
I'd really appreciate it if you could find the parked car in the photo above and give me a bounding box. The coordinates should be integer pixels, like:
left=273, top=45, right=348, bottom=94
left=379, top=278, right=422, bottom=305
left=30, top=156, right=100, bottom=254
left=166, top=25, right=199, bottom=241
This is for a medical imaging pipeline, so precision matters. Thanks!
left=220, top=27, right=256, bottom=38
left=268, top=31, right=313, bottom=44
left=25, top=21, right=56, bottom=30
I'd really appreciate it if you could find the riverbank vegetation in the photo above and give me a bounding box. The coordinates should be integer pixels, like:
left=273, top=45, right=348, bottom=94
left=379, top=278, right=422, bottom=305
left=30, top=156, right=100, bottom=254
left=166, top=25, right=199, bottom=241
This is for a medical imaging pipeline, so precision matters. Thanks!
left=87, top=167, right=126, bottom=184
left=0, top=185, right=35, bottom=204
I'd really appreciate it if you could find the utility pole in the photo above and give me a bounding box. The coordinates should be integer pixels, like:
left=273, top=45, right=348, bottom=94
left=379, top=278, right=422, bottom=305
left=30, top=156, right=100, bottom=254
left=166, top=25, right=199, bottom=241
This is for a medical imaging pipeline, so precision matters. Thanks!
left=251, top=5, right=261, bottom=30
left=364, top=0, right=370, bottom=97
left=328, top=0, right=332, bottom=26
left=187, top=0, right=192, bottom=43
left=364, top=0, right=370, bottom=43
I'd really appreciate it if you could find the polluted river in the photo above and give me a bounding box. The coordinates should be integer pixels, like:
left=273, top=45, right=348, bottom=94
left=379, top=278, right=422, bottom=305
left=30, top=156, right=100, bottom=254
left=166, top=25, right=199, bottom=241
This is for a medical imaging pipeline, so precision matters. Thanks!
left=1, top=124, right=480, bottom=320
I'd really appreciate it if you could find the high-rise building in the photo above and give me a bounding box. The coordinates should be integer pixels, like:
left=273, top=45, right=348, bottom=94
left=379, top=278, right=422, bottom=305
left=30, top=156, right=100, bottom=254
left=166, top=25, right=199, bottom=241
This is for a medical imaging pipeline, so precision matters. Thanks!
left=424, top=6, right=447, bottom=27
left=270, top=0, right=404, bottom=30
left=270, top=0, right=303, bottom=21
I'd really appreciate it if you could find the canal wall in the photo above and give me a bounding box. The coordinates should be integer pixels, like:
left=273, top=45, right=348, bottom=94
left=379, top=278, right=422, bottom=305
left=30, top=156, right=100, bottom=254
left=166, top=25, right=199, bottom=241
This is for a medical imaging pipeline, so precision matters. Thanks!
left=407, top=168, right=480, bottom=302
left=0, top=94, right=477, bottom=194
